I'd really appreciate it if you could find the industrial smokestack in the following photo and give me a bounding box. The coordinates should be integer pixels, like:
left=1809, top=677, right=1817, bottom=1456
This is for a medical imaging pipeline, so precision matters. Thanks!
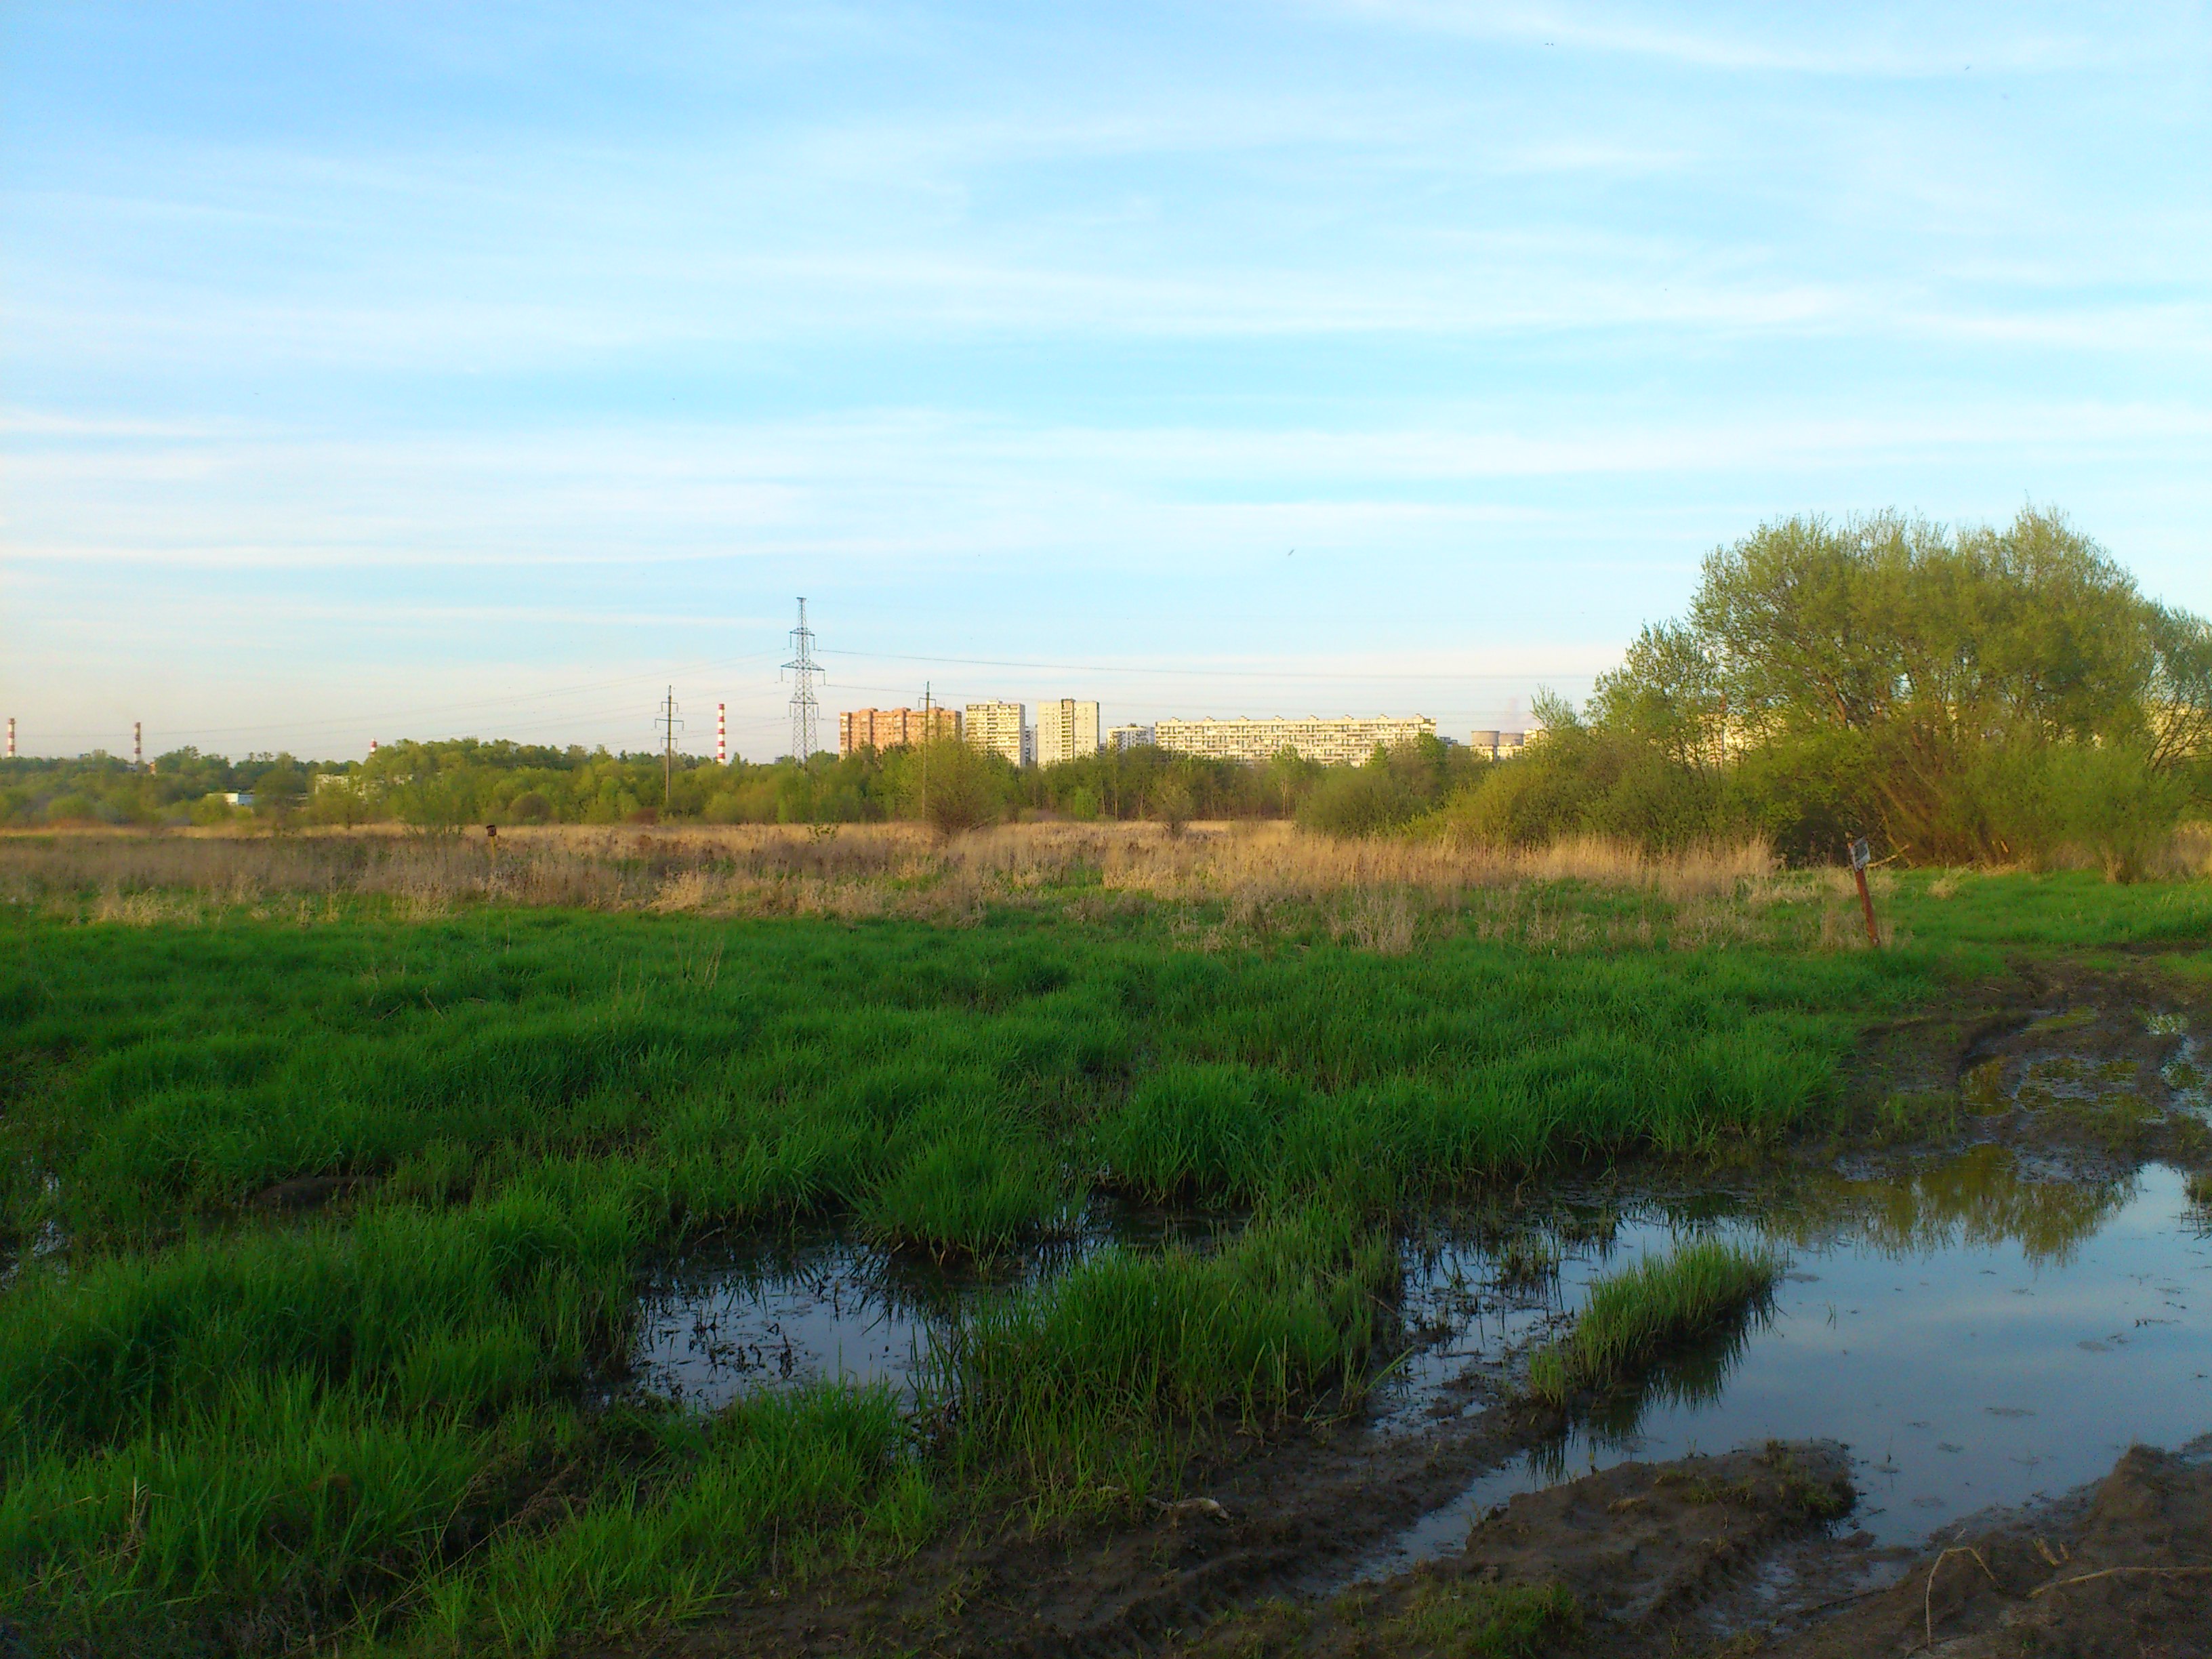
left=134, top=721, right=143, bottom=772
left=5, top=717, right=13, bottom=760
left=717, top=702, right=727, bottom=765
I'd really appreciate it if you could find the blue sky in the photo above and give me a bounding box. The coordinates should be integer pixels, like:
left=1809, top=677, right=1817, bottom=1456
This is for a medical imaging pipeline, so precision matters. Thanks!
left=4, top=2, right=2209, bottom=760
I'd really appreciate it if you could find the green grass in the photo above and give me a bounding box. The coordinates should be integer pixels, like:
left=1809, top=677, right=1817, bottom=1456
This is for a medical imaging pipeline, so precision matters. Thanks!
left=1387, top=1579, right=1582, bottom=1657
left=928, top=1208, right=1395, bottom=1511
left=0, top=905, right=1928, bottom=1255
left=1526, top=1239, right=1780, bottom=1408
left=0, top=867, right=2198, bottom=1653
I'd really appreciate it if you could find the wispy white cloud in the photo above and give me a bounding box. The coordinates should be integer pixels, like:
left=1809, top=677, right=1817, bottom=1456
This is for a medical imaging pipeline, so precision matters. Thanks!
left=1314, top=1, right=2153, bottom=77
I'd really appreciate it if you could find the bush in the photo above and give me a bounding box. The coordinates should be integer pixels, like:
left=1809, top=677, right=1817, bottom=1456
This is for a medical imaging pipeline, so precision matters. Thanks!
left=42, top=793, right=100, bottom=825
left=901, top=739, right=1008, bottom=838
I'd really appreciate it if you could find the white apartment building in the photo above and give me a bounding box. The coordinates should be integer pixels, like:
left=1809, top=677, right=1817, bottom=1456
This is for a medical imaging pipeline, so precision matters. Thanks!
left=1035, top=699, right=1101, bottom=767
left=1153, top=714, right=1436, bottom=766
left=964, top=701, right=1027, bottom=766
left=1107, top=723, right=1155, bottom=752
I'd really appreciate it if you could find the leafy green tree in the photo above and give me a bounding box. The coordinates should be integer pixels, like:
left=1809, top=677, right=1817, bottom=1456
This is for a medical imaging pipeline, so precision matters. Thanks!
left=1446, top=508, right=2211, bottom=869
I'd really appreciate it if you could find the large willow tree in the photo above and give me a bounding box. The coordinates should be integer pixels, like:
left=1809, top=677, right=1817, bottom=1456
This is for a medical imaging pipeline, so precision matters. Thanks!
left=1459, top=509, right=2212, bottom=872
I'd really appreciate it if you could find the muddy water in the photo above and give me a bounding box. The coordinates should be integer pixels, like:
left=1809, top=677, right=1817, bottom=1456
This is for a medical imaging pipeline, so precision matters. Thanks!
left=628, top=1010, right=2212, bottom=1570
left=633, top=1155, right=2212, bottom=1550
left=629, top=1202, right=1227, bottom=1410
left=1358, top=1154, right=2212, bottom=1581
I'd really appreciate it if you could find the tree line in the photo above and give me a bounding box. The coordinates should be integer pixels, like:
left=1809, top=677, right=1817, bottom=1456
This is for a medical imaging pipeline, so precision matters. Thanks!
left=0, top=731, right=1436, bottom=832
left=8, top=508, right=2205, bottom=869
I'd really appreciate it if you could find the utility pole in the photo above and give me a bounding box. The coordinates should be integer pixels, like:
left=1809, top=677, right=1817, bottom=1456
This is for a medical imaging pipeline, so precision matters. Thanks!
left=920, top=681, right=933, bottom=823
left=781, top=598, right=821, bottom=768
left=655, top=687, right=682, bottom=811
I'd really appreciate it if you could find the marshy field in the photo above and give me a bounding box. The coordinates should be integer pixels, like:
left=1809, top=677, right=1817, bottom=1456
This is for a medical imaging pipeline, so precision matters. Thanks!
left=6, top=821, right=2212, bottom=1657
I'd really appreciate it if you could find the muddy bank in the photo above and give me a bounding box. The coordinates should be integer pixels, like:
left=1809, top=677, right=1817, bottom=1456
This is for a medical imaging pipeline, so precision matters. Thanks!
left=1164, top=1439, right=1864, bottom=1658
left=1155, top=1437, right=2212, bottom=1659
left=628, top=1394, right=1566, bottom=1658
left=1762, top=1439, right=2212, bottom=1658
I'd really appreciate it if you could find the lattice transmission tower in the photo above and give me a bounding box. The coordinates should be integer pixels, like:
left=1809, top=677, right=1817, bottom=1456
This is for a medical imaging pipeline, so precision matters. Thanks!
left=781, top=597, right=822, bottom=764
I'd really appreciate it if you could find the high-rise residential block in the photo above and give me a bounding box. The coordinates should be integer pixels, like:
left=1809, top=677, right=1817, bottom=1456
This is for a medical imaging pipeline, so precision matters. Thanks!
left=1153, top=714, right=1436, bottom=766
left=1107, top=724, right=1155, bottom=751
left=963, top=701, right=1027, bottom=766
left=1035, top=699, right=1101, bottom=767
left=838, top=706, right=961, bottom=757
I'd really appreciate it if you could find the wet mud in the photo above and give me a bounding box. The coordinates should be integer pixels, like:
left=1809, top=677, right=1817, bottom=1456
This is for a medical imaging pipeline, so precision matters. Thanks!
left=1762, top=1437, right=2212, bottom=1658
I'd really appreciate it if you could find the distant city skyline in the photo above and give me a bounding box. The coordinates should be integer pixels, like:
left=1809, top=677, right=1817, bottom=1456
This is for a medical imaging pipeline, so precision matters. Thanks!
left=5, top=4, right=2209, bottom=760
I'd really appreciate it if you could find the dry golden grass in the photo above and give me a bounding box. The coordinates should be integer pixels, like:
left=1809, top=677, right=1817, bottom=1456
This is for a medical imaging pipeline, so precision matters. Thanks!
left=0, top=820, right=1780, bottom=926
left=0, top=821, right=1954, bottom=956
left=2168, top=821, right=2212, bottom=879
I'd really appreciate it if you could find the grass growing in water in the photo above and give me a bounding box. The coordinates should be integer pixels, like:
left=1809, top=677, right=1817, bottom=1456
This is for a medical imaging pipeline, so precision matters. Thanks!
left=927, top=1208, right=1396, bottom=1513
left=1526, top=1240, right=1779, bottom=1408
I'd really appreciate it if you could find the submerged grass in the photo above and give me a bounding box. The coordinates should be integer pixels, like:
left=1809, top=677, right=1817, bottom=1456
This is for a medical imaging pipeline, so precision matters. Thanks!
left=1526, top=1240, right=1780, bottom=1408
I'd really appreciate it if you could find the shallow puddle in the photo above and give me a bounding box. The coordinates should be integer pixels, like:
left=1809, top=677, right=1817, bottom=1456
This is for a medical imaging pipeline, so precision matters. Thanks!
left=1359, top=1155, right=2212, bottom=1581
left=628, top=1202, right=1229, bottom=1410
left=630, top=1235, right=942, bottom=1406
left=628, top=1021, right=2212, bottom=1573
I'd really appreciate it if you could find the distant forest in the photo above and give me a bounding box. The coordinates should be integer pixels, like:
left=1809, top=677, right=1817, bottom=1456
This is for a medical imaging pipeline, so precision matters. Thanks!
left=5, top=510, right=2208, bottom=872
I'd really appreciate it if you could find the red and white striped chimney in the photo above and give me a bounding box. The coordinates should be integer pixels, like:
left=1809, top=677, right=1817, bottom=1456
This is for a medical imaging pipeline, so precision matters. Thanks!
left=716, top=703, right=727, bottom=765
left=5, top=718, right=14, bottom=759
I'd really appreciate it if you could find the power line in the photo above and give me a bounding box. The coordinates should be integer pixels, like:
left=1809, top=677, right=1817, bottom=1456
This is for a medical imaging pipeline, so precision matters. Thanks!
left=42, top=651, right=789, bottom=745
left=817, top=648, right=1589, bottom=682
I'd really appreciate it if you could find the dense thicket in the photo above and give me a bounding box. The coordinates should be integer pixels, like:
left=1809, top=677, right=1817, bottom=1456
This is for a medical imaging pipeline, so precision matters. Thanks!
left=1442, top=509, right=2212, bottom=873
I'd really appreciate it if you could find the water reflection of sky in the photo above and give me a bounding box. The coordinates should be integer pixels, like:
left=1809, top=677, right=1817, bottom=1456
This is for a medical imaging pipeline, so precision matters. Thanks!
left=1418, top=1162, right=2212, bottom=1556
left=629, top=1200, right=1231, bottom=1412
left=632, top=1150, right=2212, bottom=1561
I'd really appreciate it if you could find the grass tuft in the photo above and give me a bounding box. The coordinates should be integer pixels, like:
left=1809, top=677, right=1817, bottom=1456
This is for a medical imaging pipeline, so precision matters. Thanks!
left=1527, top=1239, right=1778, bottom=1408
left=860, top=1126, right=1082, bottom=1260
left=1389, top=1579, right=1582, bottom=1656
left=926, top=1207, right=1396, bottom=1517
